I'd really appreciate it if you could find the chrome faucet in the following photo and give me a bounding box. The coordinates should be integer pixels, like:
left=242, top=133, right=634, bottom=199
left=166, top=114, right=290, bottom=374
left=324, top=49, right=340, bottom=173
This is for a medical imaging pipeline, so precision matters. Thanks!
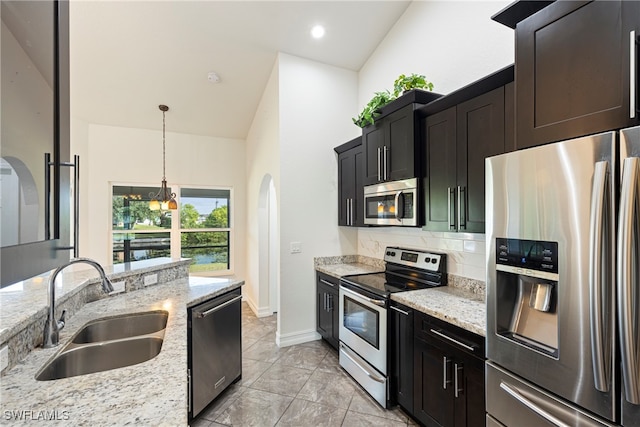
left=43, top=257, right=114, bottom=348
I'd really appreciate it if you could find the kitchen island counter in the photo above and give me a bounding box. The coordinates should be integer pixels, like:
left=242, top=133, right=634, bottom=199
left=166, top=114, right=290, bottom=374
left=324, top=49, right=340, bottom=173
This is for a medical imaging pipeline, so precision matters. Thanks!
left=0, top=276, right=243, bottom=426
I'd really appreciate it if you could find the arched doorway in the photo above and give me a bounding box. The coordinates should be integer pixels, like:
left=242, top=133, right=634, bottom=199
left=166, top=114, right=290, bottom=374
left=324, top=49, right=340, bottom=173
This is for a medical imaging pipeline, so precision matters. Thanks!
left=257, top=174, right=278, bottom=315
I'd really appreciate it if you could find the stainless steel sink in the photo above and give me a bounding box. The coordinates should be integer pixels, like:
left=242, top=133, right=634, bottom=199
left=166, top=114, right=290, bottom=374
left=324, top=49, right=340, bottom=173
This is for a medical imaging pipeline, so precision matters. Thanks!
left=36, top=310, right=169, bottom=381
left=36, top=337, right=164, bottom=381
left=71, top=310, right=168, bottom=344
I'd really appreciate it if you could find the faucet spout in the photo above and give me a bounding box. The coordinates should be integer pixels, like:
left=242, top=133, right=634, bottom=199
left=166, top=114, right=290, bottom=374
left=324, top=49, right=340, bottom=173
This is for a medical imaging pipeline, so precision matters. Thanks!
left=43, top=257, right=114, bottom=348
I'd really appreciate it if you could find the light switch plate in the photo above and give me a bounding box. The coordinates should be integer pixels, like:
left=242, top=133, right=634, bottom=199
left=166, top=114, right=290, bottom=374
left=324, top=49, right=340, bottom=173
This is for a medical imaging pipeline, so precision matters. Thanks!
left=0, top=345, right=8, bottom=372
left=144, top=274, right=158, bottom=286
left=290, top=242, right=302, bottom=254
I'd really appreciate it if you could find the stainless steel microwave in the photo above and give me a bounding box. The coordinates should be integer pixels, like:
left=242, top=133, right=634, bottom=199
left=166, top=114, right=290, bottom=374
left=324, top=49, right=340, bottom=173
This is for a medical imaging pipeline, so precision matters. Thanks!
left=363, top=178, right=419, bottom=226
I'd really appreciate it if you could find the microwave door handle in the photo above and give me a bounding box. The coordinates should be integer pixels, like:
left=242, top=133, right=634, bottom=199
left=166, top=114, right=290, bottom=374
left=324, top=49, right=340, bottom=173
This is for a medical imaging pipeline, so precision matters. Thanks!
left=394, top=191, right=404, bottom=222
left=618, top=157, right=640, bottom=404
left=589, top=161, right=612, bottom=392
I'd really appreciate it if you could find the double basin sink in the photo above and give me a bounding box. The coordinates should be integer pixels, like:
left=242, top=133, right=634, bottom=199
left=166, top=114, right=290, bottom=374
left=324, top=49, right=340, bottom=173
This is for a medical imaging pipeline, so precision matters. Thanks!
left=36, top=310, right=169, bottom=381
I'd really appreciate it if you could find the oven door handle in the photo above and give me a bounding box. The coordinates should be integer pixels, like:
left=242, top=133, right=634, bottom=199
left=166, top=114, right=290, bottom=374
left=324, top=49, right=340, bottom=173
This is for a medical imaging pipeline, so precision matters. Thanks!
left=340, top=284, right=386, bottom=307
left=340, top=343, right=385, bottom=383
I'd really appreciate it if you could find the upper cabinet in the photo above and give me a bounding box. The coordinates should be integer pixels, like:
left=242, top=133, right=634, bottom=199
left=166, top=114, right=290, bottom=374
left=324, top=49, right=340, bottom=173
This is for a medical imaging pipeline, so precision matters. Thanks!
left=336, top=137, right=364, bottom=227
left=515, top=0, right=640, bottom=149
left=360, top=90, right=442, bottom=187
left=421, top=66, right=513, bottom=234
left=362, top=104, right=421, bottom=186
left=1, top=0, right=71, bottom=287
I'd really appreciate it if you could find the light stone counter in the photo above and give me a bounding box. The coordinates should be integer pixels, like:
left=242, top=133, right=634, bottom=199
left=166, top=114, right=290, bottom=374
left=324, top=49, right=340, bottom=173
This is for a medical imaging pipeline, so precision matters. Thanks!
left=391, top=286, right=486, bottom=337
left=0, top=275, right=243, bottom=426
left=314, top=255, right=486, bottom=336
left=314, top=255, right=384, bottom=279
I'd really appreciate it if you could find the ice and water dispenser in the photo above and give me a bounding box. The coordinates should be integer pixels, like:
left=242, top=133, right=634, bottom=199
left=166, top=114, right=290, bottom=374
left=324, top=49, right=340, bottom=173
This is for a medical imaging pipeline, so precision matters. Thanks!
left=494, top=238, right=559, bottom=358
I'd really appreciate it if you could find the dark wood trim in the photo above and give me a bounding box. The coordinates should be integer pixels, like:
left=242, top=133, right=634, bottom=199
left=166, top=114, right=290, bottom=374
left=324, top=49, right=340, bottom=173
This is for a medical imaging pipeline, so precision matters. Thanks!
left=491, top=0, right=555, bottom=29
left=334, top=136, right=362, bottom=154
left=417, top=65, right=514, bottom=118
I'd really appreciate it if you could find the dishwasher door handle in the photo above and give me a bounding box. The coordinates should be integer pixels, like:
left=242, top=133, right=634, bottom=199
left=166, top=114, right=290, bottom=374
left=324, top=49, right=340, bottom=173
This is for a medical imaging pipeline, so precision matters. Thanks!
left=195, top=295, right=243, bottom=318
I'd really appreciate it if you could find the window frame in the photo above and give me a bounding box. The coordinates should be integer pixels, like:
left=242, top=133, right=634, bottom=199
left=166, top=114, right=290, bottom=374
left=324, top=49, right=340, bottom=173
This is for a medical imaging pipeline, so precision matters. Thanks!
left=109, top=182, right=234, bottom=276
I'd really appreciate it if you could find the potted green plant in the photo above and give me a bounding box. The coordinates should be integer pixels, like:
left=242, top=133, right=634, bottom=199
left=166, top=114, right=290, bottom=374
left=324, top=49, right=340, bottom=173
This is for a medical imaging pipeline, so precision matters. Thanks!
left=393, top=73, right=434, bottom=97
left=352, top=90, right=394, bottom=128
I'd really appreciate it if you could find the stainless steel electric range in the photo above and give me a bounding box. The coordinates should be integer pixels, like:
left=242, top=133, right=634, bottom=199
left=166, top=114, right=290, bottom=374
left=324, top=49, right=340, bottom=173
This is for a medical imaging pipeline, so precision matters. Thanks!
left=338, top=247, right=447, bottom=408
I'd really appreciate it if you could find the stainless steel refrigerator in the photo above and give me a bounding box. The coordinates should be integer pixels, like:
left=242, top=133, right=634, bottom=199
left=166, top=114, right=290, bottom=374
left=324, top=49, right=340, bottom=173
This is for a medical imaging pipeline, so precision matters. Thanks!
left=485, top=126, right=640, bottom=426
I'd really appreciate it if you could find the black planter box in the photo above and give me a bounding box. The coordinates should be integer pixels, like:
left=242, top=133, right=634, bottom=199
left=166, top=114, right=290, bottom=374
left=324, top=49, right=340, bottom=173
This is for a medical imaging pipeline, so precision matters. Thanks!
left=375, top=89, right=443, bottom=119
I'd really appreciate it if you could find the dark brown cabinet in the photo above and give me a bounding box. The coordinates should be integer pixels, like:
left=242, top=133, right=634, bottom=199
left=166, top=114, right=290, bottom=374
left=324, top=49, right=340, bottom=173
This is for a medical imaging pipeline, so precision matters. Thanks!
left=423, top=87, right=506, bottom=233
left=362, top=104, right=421, bottom=186
left=336, top=137, right=364, bottom=227
left=413, top=312, right=485, bottom=427
left=316, top=272, right=339, bottom=349
left=515, top=0, right=640, bottom=149
left=389, top=302, right=414, bottom=413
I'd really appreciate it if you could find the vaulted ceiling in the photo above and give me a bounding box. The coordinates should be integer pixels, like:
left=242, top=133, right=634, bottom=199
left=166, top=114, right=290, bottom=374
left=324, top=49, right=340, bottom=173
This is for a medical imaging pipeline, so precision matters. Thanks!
left=70, top=1, right=412, bottom=139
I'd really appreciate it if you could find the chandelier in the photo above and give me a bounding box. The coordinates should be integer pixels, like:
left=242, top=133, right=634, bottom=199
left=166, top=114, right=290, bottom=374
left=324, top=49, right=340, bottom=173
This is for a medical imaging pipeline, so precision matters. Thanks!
left=149, top=105, right=177, bottom=210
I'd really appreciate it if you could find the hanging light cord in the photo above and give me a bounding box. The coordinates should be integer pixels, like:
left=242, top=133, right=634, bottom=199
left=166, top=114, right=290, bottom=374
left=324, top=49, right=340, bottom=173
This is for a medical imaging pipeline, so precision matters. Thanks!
left=162, top=107, right=167, bottom=180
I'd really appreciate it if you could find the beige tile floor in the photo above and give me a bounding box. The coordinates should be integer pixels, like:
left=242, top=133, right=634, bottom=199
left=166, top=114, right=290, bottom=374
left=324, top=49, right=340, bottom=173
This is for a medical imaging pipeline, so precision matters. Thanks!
left=191, top=303, right=417, bottom=427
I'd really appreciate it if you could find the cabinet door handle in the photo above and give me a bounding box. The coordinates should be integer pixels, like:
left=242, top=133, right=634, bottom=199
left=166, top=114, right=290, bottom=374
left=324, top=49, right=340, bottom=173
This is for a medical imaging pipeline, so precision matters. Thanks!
left=631, top=30, right=637, bottom=119
left=329, top=294, right=333, bottom=311
left=457, top=186, right=466, bottom=231
left=454, top=363, right=463, bottom=398
left=377, top=147, right=382, bottom=182
left=383, top=145, right=389, bottom=181
left=447, top=187, right=456, bottom=230
left=443, top=356, right=451, bottom=389
left=350, top=198, right=354, bottom=226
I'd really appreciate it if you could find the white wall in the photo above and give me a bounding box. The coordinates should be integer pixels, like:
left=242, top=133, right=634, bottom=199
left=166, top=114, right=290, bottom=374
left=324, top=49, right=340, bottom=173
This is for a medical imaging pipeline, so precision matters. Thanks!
left=276, top=53, right=359, bottom=345
left=72, top=124, right=247, bottom=280
left=245, top=60, right=280, bottom=315
left=356, top=0, right=514, bottom=282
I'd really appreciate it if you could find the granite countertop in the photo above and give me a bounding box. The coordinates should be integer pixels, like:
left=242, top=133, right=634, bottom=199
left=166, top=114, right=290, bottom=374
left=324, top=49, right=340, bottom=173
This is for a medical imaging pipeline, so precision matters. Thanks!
left=314, top=255, right=385, bottom=279
left=314, top=256, right=486, bottom=337
left=392, top=287, right=486, bottom=337
left=0, top=275, right=243, bottom=425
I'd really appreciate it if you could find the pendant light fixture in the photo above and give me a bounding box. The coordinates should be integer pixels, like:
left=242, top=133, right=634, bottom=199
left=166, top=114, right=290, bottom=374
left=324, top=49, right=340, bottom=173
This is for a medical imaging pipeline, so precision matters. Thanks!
left=149, top=105, right=177, bottom=210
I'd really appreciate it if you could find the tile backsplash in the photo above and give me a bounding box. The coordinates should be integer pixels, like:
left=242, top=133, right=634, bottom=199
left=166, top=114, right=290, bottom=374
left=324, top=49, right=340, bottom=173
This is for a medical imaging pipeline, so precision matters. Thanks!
left=358, top=227, right=487, bottom=282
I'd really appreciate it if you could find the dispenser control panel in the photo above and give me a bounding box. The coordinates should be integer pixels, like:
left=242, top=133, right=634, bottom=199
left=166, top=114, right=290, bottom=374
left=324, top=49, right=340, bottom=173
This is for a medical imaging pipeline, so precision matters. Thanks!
left=496, top=238, right=558, bottom=274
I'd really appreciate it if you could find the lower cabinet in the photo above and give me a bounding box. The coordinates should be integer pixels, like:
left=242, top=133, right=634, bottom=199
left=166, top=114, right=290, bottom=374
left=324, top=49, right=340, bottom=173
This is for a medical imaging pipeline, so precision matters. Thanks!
left=389, top=301, right=414, bottom=413
left=389, top=306, right=486, bottom=426
left=316, top=272, right=339, bottom=349
left=413, top=312, right=485, bottom=427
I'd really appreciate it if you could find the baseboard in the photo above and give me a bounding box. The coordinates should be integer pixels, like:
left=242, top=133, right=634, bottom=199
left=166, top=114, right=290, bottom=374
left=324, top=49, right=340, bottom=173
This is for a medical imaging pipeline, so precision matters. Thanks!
left=244, top=298, right=274, bottom=318
left=276, top=329, right=322, bottom=348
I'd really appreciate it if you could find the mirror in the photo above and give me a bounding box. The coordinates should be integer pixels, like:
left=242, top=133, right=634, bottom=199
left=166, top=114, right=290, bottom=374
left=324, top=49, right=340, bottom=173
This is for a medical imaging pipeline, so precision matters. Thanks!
left=1, top=0, right=55, bottom=247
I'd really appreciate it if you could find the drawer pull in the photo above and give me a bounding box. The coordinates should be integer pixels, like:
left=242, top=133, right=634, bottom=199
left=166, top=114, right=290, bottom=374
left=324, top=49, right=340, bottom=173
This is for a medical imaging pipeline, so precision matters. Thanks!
left=430, top=328, right=476, bottom=352
left=319, top=279, right=336, bottom=288
left=390, top=305, right=409, bottom=316
left=500, top=382, right=570, bottom=427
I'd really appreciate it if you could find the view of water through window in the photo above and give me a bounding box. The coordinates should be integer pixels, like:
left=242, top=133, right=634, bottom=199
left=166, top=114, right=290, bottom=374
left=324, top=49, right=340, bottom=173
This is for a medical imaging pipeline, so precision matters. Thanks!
left=112, top=186, right=231, bottom=273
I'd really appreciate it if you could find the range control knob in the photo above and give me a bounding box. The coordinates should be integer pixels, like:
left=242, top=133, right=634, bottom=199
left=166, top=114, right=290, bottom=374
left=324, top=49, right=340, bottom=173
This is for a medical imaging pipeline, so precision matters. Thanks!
left=425, top=257, right=431, bottom=263
left=431, top=258, right=438, bottom=264
left=386, top=251, right=391, bottom=256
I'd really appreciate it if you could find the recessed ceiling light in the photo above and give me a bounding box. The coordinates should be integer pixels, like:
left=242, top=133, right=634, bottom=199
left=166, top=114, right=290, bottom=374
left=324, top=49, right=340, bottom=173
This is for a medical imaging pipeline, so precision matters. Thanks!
left=207, top=71, right=220, bottom=84
left=311, top=25, right=325, bottom=39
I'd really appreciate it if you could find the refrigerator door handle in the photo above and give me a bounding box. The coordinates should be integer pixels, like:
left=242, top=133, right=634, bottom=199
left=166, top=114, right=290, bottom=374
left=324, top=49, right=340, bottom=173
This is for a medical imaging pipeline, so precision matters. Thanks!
left=589, top=161, right=612, bottom=392
left=499, top=382, right=571, bottom=427
left=618, top=156, right=640, bottom=405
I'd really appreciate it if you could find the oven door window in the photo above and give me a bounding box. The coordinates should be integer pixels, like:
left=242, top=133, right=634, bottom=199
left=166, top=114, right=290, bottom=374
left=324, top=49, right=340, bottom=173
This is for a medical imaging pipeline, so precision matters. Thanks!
left=343, top=296, right=379, bottom=349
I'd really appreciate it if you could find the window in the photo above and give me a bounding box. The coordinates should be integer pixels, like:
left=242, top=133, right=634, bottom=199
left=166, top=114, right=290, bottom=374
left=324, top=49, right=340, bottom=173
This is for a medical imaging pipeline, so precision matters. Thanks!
left=111, top=185, right=232, bottom=274
left=180, top=188, right=230, bottom=272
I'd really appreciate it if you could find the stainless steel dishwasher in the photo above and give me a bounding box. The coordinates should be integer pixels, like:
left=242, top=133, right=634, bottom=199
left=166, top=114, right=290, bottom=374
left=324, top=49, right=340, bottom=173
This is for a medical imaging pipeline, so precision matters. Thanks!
left=188, top=287, right=242, bottom=420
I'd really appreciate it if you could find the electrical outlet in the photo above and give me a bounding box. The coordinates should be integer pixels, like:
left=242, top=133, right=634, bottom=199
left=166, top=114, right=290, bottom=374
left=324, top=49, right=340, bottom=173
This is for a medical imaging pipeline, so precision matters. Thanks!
left=109, top=280, right=126, bottom=296
left=0, top=345, right=8, bottom=372
left=290, top=242, right=302, bottom=254
left=143, top=274, right=158, bottom=286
